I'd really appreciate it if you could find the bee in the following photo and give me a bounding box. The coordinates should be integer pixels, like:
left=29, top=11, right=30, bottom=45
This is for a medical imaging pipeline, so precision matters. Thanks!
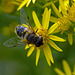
left=3, top=9, right=43, bottom=47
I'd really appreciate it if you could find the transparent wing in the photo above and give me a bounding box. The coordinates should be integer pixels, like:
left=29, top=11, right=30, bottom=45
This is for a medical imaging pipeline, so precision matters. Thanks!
left=20, top=8, right=31, bottom=27
left=3, top=37, right=26, bottom=47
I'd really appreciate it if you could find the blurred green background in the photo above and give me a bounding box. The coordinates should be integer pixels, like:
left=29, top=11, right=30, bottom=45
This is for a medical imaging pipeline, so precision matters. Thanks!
left=0, top=0, right=75, bottom=75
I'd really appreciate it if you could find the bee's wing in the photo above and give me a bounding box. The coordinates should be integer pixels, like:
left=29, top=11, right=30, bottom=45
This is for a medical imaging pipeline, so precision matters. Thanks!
left=20, top=8, right=32, bottom=27
left=3, top=37, right=26, bottom=47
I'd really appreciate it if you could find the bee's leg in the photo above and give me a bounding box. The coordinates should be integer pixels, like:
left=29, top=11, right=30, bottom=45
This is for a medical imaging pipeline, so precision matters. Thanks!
left=35, top=29, right=39, bottom=33
left=32, top=28, right=41, bottom=34
left=35, top=28, right=43, bottom=33
left=32, top=31, right=36, bottom=34
left=39, top=34, right=43, bottom=36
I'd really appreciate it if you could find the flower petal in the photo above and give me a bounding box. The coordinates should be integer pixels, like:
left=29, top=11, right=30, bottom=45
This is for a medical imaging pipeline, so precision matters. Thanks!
left=59, top=0, right=69, bottom=16
left=27, top=46, right=34, bottom=57
left=25, top=44, right=32, bottom=50
left=54, top=68, right=65, bottom=75
left=43, top=2, right=52, bottom=8
left=26, top=0, right=31, bottom=7
left=36, top=49, right=40, bottom=66
left=45, top=44, right=54, bottom=63
left=43, top=45, right=51, bottom=66
left=17, top=0, right=28, bottom=11
left=48, top=22, right=58, bottom=34
left=62, top=60, right=72, bottom=75
left=72, top=65, right=75, bottom=75
left=48, top=40, right=63, bottom=52
left=16, top=0, right=22, bottom=2
left=22, top=24, right=29, bottom=28
left=49, top=35, right=66, bottom=42
left=59, top=0, right=69, bottom=14
left=68, top=34, right=73, bottom=45
left=32, top=0, right=36, bottom=4
left=42, top=8, right=48, bottom=29
left=50, top=16, right=60, bottom=23
left=42, top=8, right=51, bottom=30
left=51, top=2, right=62, bottom=18
left=43, top=48, right=51, bottom=66
left=32, top=11, right=41, bottom=28
left=12, top=2, right=20, bottom=5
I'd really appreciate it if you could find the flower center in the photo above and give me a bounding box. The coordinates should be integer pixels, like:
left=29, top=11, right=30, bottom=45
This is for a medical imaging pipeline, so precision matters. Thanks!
left=58, top=18, right=71, bottom=34
left=36, top=28, right=49, bottom=43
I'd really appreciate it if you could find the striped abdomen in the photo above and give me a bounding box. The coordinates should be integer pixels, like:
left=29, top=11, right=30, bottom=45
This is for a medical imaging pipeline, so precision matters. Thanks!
left=15, top=26, right=28, bottom=39
left=27, top=34, right=43, bottom=47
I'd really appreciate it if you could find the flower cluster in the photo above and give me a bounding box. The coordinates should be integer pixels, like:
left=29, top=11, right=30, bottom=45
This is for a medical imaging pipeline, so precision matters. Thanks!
left=49, top=1, right=75, bottom=45
left=1, top=0, right=75, bottom=73
left=54, top=60, right=75, bottom=75
left=1, top=0, right=15, bottom=13
left=12, top=0, right=75, bottom=66
left=12, top=0, right=36, bottom=10
left=24, top=7, right=65, bottom=66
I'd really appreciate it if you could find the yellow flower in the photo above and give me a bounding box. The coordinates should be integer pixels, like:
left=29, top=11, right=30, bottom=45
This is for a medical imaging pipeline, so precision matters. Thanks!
left=2, top=0, right=15, bottom=13
left=50, top=1, right=75, bottom=45
left=12, top=0, right=36, bottom=11
left=24, top=8, right=66, bottom=66
left=54, top=60, right=75, bottom=75
left=43, top=0, right=58, bottom=8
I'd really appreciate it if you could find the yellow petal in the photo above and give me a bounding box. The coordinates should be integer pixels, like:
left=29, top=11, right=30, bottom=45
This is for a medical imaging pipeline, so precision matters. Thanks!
left=54, top=68, right=65, bottom=75
left=42, top=8, right=51, bottom=30
left=36, top=49, right=40, bottom=66
left=17, top=0, right=28, bottom=11
left=25, top=44, right=32, bottom=50
left=50, top=16, right=60, bottom=23
left=43, top=0, right=58, bottom=8
left=22, top=24, right=29, bottom=28
left=59, top=5, right=62, bottom=13
left=43, top=2, right=52, bottom=8
left=62, top=60, right=72, bottom=75
left=72, top=65, right=75, bottom=75
left=46, top=8, right=51, bottom=29
left=26, top=0, right=31, bottom=7
left=48, top=22, right=58, bottom=34
left=49, top=35, right=66, bottom=42
left=32, top=0, right=36, bottom=4
left=51, top=2, right=62, bottom=18
left=48, top=40, right=63, bottom=52
left=32, top=11, right=41, bottom=28
left=12, top=2, right=20, bottom=5
left=42, top=8, right=48, bottom=29
left=43, top=48, right=51, bottom=66
left=59, top=0, right=69, bottom=15
left=45, top=44, right=54, bottom=63
left=16, top=0, right=23, bottom=2
left=27, top=46, right=34, bottom=57
left=63, top=0, right=69, bottom=10
left=74, top=28, right=75, bottom=32
left=68, top=34, right=73, bottom=45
